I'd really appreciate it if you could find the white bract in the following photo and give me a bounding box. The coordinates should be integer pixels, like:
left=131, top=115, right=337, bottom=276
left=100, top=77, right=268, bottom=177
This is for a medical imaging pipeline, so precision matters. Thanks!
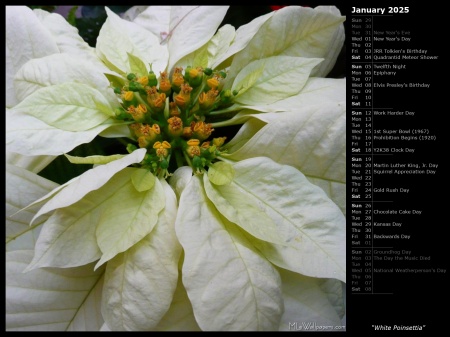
left=6, top=5, right=346, bottom=331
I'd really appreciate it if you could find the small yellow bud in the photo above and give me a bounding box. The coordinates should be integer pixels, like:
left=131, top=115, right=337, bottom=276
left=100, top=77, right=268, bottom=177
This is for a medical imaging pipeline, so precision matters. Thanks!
left=206, top=78, right=219, bottom=90
left=134, top=123, right=161, bottom=147
left=212, top=137, right=227, bottom=148
left=182, top=126, right=193, bottom=138
left=122, top=91, right=134, bottom=101
left=191, top=121, right=214, bottom=141
left=137, top=76, right=149, bottom=86
left=153, top=141, right=171, bottom=158
left=146, top=86, right=166, bottom=113
left=201, top=141, right=210, bottom=149
left=159, top=71, right=172, bottom=94
left=169, top=102, right=180, bottom=117
left=199, top=89, right=218, bottom=110
left=186, top=139, right=201, bottom=158
left=174, top=83, right=193, bottom=110
left=127, top=105, right=146, bottom=122
left=167, top=116, right=184, bottom=137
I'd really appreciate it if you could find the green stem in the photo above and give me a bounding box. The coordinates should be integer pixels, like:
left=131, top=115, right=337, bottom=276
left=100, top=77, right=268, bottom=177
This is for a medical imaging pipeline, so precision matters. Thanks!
left=183, top=151, right=193, bottom=168
left=175, top=150, right=185, bottom=168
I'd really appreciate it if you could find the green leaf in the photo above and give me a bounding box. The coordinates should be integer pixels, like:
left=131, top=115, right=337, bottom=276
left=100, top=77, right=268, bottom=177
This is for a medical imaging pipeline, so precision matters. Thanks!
left=176, top=175, right=283, bottom=331
left=277, top=268, right=344, bottom=331
left=131, top=168, right=155, bottom=192
left=230, top=157, right=346, bottom=282
left=167, top=6, right=229, bottom=71
left=101, top=179, right=181, bottom=330
left=96, top=7, right=168, bottom=75
left=6, top=6, right=59, bottom=108
left=12, top=82, right=114, bottom=132
left=232, top=56, right=322, bottom=105
left=67, top=6, right=79, bottom=26
left=226, top=6, right=345, bottom=85
left=6, top=164, right=59, bottom=252
left=203, top=173, right=286, bottom=245
left=127, top=52, right=148, bottom=76
left=6, top=250, right=105, bottom=331
left=65, top=153, right=127, bottom=165
left=95, top=172, right=165, bottom=268
left=207, top=161, right=235, bottom=185
left=28, top=149, right=146, bottom=224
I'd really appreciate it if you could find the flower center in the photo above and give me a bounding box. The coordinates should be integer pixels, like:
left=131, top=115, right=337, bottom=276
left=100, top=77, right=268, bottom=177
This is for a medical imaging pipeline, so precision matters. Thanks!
left=113, top=66, right=233, bottom=177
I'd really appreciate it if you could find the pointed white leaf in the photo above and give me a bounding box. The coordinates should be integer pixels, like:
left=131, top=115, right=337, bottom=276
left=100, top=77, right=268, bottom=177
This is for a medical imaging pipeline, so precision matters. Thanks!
left=167, top=6, right=229, bottom=71
left=6, top=6, right=58, bottom=107
left=176, top=176, right=283, bottom=331
left=33, top=9, right=105, bottom=68
left=224, top=103, right=346, bottom=184
left=6, top=250, right=104, bottom=331
left=24, top=169, right=148, bottom=271
left=6, top=164, right=59, bottom=252
left=174, top=24, right=235, bottom=70
left=122, top=6, right=149, bottom=21
left=132, top=6, right=171, bottom=41
left=101, top=179, right=181, bottom=330
left=14, top=54, right=117, bottom=106
left=11, top=82, right=114, bottom=132
left=307, top=177, right=346, bottom=216
left=277, top=268, right=344, bottom=331
left=211, top=11, right=274, bottom=69
left=6, top=150, right=55, bottom=174
left=6, top=110, right=125, bottom=156
left=232, top=56, right=322, bottom=105
left=231, top=157, right=346, bottom=282
left=226, top=6, right=345, bottom=86
left=155, top=276, right=201, bottom=331
left=29, top=149, right=146, bottom=224
left=96, top=7, right=168, bottom=76
left=95, top=175, right=166, bottom=268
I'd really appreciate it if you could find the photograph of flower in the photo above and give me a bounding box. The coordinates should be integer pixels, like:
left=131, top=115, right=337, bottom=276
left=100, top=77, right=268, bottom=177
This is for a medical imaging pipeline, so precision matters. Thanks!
left=6, top=5, right=346, bottom=331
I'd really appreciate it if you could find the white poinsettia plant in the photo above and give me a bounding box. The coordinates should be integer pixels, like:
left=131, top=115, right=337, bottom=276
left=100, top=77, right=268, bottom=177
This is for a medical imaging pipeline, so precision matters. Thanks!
left=6, top=5, right=346, bottom=331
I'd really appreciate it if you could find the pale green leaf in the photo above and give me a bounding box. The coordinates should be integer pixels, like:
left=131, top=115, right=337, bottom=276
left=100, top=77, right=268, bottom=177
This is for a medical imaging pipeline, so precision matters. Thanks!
left=232, top=56, right=322, bottom=105
left=167, top=6, right=229, bottom=71
left=169, top=166, right=193, bottom=200
left=95, top=174, right=165, bottom=268
left=6, top=250, right=104, bottom=331
left=65, top=153, right=127, bottom=165
left=131, top=168, right=156, bottom=192
left=127, top=52, right=148, bottom=76
left=226, top=6, right=345, bottom=85
left=307, top=177, right=346, bottom=216
left=203, top=173, right=286, bottom=245
left=6, top=110, right=125, bottom=156
left=11, top=82, right=114, bottom=132
left=101, top=179, right=181, bottom=330
left=28, top=149, right=146, bottom=224
left=6, top=6, right=58, bottom=108
left=98, top=122, right=133, bottom=139
left=6, top=164, right=59, bottom=252
left=277, top=268, right=344, bottom=331
left=207, top=161, right=235, bottom=186
left=24, top=169, right=146, bottom=271
left=231, top=157, right=346, bottom=282
left=14, top=54, right=118, bottom=106
left=155, top=276, right=201, bottom=331
left=96, top=7, right=168, bottom=75
left=176, top=176, right=283, bottom=331
left=211, top=11, right=274, bottom=69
